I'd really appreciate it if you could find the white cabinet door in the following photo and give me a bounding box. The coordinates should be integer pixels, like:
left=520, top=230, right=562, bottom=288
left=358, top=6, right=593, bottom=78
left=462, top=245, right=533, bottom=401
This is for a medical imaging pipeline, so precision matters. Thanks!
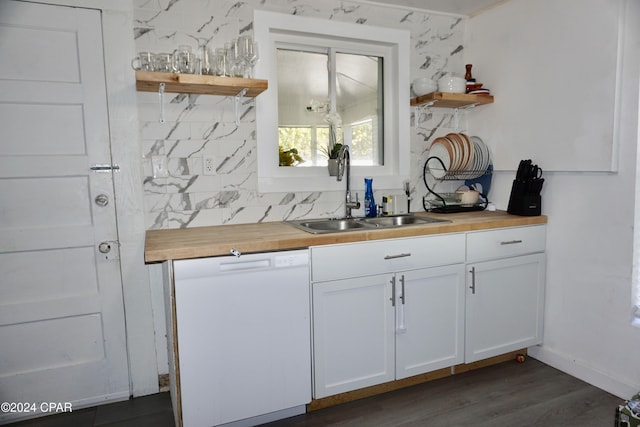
left=465, top=253, right=546, bottom=363
left=312, top=275, right=395, bottom=398
left=396, top=265, right=466, bottom=379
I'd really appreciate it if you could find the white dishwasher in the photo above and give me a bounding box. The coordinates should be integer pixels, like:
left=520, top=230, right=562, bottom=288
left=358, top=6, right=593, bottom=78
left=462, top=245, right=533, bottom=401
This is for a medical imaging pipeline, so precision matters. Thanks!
left=172, top=249, right=311, bottom=427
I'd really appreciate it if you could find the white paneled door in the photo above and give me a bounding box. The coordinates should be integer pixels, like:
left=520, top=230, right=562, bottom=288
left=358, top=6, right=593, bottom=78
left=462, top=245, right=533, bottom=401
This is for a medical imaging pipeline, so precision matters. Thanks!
left=0, top=1, right=129, bottom=421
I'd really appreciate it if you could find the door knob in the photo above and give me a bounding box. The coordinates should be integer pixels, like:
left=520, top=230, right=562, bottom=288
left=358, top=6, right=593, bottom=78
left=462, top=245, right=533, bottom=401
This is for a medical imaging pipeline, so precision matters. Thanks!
left=95, top=194, right=109, bottom=207
left=98, top=242, right=111, bottom=254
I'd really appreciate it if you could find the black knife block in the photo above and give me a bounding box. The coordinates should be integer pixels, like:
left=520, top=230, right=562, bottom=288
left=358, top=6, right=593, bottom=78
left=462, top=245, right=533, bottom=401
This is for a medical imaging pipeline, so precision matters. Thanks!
left=507, top=180, right=541, bottom=216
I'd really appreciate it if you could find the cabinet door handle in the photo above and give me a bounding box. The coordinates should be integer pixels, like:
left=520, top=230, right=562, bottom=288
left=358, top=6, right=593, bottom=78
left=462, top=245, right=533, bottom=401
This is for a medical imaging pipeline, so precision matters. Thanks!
left=390, top=276, right=396, bottom=307
left=500, top=239, right=523, bottom=245
left=396, top=275, right=407, bottom=334
left=469, top=267, right=476, bottom=294
left=384, top=252, right=411, bottom=260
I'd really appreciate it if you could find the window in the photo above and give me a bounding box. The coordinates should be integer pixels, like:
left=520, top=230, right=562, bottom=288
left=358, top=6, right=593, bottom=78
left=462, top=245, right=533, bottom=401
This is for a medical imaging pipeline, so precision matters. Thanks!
left=254, top=10, right=410, bottom=192
left=276, top=47, right=383, bottom=168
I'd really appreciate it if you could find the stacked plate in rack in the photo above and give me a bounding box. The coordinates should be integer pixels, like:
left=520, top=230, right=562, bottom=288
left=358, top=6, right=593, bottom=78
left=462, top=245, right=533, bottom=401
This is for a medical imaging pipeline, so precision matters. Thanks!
left=426, top=133, right=491, bottom=179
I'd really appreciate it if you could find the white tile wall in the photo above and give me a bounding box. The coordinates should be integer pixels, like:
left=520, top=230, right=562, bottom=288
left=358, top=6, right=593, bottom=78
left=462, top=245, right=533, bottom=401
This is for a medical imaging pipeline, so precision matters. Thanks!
left=134, top=0, right=468, bottom=229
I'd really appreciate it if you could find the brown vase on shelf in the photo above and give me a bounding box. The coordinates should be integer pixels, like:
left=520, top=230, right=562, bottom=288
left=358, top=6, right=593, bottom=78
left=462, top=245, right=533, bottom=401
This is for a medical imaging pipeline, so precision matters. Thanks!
left=465, top=64, right=473, bottom=81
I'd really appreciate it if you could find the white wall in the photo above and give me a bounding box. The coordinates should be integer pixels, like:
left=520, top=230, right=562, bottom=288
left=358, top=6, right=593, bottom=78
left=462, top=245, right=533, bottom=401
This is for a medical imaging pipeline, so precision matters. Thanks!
left=467, top=0, right=640, bottom=399
left=466, top=0, right=622, bottom=172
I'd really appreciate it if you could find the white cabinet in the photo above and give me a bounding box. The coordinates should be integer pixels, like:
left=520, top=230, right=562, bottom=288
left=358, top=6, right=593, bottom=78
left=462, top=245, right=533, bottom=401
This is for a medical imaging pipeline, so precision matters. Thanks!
left=311, top=234, right=466, bottom=398
left=162, top=222, right=548, bottom=416
left=395, top=265, right=466, bottom=379
left=312, top=274, right=395, bottom=397
left=465, top=226, right=546, bottom=363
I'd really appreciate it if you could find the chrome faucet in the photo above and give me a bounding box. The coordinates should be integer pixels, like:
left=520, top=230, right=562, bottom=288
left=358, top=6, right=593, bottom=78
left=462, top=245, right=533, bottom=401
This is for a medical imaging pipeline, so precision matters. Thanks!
left=336, top=145, right=360, bottom=218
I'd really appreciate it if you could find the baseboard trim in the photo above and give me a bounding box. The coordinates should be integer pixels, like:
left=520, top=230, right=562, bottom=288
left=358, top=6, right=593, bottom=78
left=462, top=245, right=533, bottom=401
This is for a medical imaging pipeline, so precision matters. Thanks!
left=308, top=349, right=526, bottom=412
left=308, top=367, right=451, bottom=412
left=453, top=349, right=524, bottom=375
left=528, top=345, right=636, bottom=400
left=158, top=374, right=170, bottom=392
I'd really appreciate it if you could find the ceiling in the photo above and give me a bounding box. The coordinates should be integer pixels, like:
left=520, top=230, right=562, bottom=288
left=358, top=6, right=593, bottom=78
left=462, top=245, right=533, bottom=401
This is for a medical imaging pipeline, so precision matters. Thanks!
left=365, top=0, right=508, bottom=16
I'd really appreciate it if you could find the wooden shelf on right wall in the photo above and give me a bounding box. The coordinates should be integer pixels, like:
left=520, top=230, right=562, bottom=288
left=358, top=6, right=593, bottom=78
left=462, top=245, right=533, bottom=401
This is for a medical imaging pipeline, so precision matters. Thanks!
left=411, top=92, right=494, bottom=108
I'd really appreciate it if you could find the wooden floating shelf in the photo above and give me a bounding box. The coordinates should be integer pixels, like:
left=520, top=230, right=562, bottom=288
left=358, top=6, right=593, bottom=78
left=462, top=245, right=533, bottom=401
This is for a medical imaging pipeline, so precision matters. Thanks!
left=410, top=92, right=494, bottom=108
left=135, top=71, right=268, bottom=97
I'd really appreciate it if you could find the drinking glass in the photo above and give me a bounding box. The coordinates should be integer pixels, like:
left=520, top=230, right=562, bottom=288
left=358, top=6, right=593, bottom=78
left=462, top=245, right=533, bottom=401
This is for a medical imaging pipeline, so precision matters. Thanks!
left=247, top=42, right=259, bottom=78
left=173, top=45, right=195, bottom=74
left=239, top=35, right=260, bottom=78
left=226, top=39, right=244, bottom=78
left=238, top=35, right=253, bottom=77
left=215, top=48, right=228, bottom=76
left=200, top=46, right=214, bottom=75
left=131, top=52, right=156, bottom=71
left=155, top=52, right=174, bottom=73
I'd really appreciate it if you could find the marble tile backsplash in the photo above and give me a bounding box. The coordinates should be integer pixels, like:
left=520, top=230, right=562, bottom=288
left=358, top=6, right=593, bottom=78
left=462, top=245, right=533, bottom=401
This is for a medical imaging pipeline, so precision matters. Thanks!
left=134, top=0, right=467, bottom=229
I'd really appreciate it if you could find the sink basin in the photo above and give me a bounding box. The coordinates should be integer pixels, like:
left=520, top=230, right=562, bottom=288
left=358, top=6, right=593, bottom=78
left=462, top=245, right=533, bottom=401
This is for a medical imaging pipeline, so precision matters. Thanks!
left=286, top=215, right=450, bottom=234
left=361, top=215, right=444, bottom=227
left=287, top=218, right=374, bottom=234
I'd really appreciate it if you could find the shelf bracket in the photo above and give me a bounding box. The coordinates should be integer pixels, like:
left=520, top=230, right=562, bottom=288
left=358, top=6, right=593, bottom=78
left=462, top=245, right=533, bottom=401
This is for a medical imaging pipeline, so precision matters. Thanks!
left=418, top=100, right=436, bottom=108
left=414, top=101, right=435, bottom=129
left=453, top=107, right=461, bottom=132
left=416, top=100, right=436, bottom=114
left=234, top=87, right=248, bottom=126
left=453, top=103, right=478, bottom=131
left=158, top=82, right=166, bottom=124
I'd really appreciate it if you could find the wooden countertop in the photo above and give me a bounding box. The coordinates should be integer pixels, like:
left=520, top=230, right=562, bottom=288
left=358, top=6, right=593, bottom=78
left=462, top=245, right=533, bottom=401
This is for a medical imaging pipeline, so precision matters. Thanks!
left=144, top=211, right=547, bottom=263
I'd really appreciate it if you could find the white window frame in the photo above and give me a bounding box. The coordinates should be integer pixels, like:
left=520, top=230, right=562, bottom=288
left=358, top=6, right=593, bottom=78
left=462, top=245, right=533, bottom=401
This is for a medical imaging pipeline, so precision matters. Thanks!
left=254, top=10, right=410, bottom=193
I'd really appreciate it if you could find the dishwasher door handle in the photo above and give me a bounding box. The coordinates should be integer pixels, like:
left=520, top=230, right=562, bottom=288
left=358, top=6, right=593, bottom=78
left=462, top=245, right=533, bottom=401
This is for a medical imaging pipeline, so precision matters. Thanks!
left=384, top=253, right=411, bottom=260
left=219, top=260, right=270, bottom=271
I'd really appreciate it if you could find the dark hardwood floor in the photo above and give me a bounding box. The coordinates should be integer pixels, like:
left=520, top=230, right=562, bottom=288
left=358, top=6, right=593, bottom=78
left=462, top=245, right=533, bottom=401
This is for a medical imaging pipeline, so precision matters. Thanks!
left=262, top=358, right=622, bottom=427
left=7, top=393, right=174, bottom=427
left=8, top=358, right=623, bottom=427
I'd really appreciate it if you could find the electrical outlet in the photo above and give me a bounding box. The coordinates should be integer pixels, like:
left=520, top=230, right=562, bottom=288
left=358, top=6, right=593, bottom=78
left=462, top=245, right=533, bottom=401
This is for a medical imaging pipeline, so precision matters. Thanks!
left=151, top=156, right=169, bottom=178
left=203, top=156, right=216, bottom=175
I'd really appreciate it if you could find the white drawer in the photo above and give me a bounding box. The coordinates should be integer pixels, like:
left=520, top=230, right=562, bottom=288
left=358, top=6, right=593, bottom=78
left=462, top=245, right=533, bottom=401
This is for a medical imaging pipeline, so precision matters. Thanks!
left=466, top=225, right=546, bottom=262
left=311, top=233, right=465, bottom=282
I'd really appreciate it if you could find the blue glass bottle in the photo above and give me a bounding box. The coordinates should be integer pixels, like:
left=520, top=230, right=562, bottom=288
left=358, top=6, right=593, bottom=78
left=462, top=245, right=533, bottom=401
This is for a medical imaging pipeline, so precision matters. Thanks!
left=364, top=177, right=377, bottom=218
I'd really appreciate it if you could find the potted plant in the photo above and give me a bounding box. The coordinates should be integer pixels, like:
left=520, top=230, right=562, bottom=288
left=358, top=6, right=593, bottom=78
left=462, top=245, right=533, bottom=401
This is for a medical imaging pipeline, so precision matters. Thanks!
left=279, top=146, right=304, bottom=166
left=322, top=110, right=343, bottom=176
left=322, top=140, right=342, bottom=176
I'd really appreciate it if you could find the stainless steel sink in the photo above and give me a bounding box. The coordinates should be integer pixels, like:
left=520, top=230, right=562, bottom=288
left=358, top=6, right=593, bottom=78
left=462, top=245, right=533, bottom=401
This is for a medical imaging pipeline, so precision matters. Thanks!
left=286, top=215, right=450, bottom=234
left=287, top=218, right=375, bottom=233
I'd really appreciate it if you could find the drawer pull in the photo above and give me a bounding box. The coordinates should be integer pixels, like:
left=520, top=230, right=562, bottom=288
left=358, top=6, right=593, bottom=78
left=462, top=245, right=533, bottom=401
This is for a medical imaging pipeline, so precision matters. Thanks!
left=500, top=239, right=523, bottom=245
left=384, top=253, right=411, bottom=260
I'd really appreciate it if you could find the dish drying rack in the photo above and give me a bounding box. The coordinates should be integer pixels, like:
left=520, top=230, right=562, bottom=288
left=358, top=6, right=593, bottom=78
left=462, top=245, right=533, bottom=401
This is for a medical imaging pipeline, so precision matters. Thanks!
left=423, top=156, right=491, bottom=213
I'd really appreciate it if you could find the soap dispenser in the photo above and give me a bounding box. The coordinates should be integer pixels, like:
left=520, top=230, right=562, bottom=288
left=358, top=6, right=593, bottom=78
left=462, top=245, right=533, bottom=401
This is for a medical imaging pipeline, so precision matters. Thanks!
left=364, top=177, right=377, bottom=218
